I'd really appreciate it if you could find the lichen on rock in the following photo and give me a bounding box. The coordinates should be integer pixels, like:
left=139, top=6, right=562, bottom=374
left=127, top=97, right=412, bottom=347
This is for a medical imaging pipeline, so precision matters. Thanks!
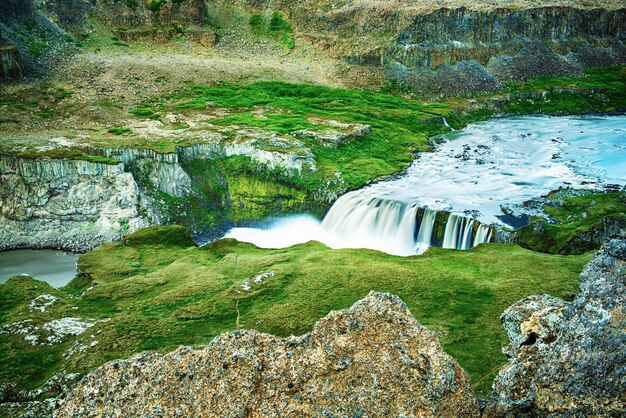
left=55, top=291, right=480, bottom=417
left=485, top=236, right=626, bottom=417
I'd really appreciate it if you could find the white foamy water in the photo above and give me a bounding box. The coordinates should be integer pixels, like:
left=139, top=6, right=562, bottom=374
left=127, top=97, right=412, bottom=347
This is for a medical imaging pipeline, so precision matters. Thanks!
left=224, top=115, right=626, bottom=256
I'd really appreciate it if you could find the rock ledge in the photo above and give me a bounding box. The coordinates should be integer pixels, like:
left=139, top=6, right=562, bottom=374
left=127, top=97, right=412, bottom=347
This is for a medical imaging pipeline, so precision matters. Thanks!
left=55, top=291, right=479, bottom=417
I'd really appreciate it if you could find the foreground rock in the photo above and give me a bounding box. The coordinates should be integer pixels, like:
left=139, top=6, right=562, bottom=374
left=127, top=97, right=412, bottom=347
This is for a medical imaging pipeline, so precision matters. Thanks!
left=55, top=291, right=479, bottom=417
left=485, top=236, right=626, bottom=416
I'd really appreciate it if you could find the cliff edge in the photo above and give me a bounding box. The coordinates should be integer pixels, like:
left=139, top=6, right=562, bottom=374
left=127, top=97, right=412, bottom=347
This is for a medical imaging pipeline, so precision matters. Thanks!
left=486, top=236, right=626, bottom=416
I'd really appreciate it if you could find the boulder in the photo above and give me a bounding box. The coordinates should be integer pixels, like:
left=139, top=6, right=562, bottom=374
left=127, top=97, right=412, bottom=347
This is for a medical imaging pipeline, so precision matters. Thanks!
left=485, top=236, right=626, bottom=416
left=55, top=291, right=480, bottom=417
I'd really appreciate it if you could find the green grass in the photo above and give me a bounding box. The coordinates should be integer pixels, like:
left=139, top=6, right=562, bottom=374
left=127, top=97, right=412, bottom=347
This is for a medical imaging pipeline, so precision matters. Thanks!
left=505, top=65, right=625, bottom=94
left=129, top=107, right=161, bottom=120
left=250, top=11, right=295, bottom=49
left=501, top=66, right=625, bottom=115
left=7, top=149, right=121, bottom=165
left=164, top=81, right=450, bottom=190
left=108, top=127, right=132, bottom=135
left=0, top=226, right=592, bottom=398
left=516, top=191, right=626, bottom=254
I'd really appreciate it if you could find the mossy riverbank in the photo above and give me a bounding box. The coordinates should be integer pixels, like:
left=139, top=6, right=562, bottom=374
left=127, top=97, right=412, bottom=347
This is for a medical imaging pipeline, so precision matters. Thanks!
left=0, top=226, right=592, bottom=400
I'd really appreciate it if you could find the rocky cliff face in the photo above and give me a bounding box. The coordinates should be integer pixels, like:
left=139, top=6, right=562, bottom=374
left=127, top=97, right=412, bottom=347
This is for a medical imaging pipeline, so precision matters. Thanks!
left=93, top=0, right=207, bottom=28
left=55, top=291, right=480, bottom=417
left=295, top=5, right=624, bottom=60
left=286, top=3, right=625, bottom=95
left=0, top=0, right=71, bottom=78
left=0, top=139, right=319, bottom=251
left=485, top=236, right=626, bottom=416
left=0, top=156, right=147, bottom=252
left=0, top=46, right=22, bottom=80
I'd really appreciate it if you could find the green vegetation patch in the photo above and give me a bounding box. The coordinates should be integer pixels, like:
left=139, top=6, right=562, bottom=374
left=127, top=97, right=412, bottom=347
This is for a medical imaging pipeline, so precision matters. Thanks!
left=0, top=226, right=591, bottom=398
left=7, top=148, right=120, bottom=165
left=159, top=81, right=450, bottom=191
left=516, top=190, right=626, bottom=254
left=108, top=127, right=132, bottom=135
left=501, top=66, right=626, bottom=115
left=250, top=11, right=294, bottom=49
left=131, top=156, right=318, bottom=232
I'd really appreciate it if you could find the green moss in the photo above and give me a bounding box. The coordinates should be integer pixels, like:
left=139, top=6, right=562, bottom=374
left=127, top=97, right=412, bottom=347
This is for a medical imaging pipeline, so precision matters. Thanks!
left=147, top=0, right=167, bottom=13
left=108, top=127, right=132, bottom=135
left=129, top=107, right=161, bottom=120
left=8, top=149, right=120, bottom=165
left=123, top=225, right=198, bottom=247
left=516, top=191, right=626, bottom=254
left=0, top=226, right=591, bottom=397
left=249, top=11, right=294, bottom=50
left=500, top=66, right=625, bottom=115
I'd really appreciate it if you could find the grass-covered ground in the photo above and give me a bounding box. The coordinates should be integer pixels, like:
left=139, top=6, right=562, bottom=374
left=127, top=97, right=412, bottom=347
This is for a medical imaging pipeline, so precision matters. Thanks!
left=516, top=191, right=626, bottom=254
left=5, top=66, right=623, bottom=191
left=0, top=226, right=592, bottom=399
left=133, top=80, right=451, bottom=191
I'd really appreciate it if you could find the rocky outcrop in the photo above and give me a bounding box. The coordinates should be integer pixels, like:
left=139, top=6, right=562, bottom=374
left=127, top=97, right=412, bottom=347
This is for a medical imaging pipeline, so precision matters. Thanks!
left=94, top=0, right=208, bottom=28
left=0, top=45, right=22, bottom=80
left=0, top=156, right=147, bottom=252
left=485, top=236, right=626, bottom=416
left=0, top=0, right=72, bottom=78
left=55, top=291, right=480, bottom=417
left=286, top=3, right=625, bottom=95
left=390, top=7, right=624, bottom=68
left=294, top=4, right=625, bottom=67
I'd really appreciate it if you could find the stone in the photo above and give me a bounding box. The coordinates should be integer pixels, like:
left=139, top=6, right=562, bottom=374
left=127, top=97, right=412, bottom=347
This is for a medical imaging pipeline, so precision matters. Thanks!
left=55, top=291, right=480, bottom=417
left=0, top=155, right=147, bottom=252
left=485, top=236, right=626, bottom=417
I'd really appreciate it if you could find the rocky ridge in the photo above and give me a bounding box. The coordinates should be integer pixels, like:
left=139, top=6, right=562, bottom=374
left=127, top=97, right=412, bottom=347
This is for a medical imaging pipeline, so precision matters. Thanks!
left=52, top=236, right=626, bottom=417
left=485, top=236, right=626, bottom=416
left=55, top=291, right=480, bottom=417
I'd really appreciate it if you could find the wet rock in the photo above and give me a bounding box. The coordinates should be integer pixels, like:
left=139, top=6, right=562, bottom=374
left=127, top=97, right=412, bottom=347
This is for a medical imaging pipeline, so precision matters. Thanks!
left=485, top=236, right=626, bottom=417
left=56, top=291, right=480, bottom=417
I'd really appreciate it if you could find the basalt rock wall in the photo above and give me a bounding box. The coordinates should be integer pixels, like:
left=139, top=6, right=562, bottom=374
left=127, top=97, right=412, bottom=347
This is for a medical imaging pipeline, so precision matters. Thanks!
left=0, top=156, right=147, bottom=252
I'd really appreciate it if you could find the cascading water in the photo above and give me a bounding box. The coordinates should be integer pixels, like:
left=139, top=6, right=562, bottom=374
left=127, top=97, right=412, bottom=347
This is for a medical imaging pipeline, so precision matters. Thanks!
left=223, top=115, right=626, bottom=257
left=321, top=194, right=494, bottom=255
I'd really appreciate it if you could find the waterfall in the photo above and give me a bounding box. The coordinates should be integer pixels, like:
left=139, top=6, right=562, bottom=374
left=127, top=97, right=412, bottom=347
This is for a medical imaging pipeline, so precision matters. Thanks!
left=442, top=117, right=455, bottom=131
left=416, top=208, right=437, bottom=245
left=442, top=214, right=477, bottom=250
left=473, top=224, right=493, bottom=247
left=322, top=194, right=420, bottom=255
left=321, top=193, right=493, bottom=255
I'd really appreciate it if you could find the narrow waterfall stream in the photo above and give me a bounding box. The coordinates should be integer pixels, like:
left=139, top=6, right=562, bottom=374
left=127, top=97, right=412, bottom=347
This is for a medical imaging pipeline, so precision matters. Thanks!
left=224, top=115, right=626, bottom=256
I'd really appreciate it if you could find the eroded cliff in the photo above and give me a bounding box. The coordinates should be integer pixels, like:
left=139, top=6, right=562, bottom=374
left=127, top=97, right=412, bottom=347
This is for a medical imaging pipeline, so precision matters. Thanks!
left=0, top=156, right=146, bottom=251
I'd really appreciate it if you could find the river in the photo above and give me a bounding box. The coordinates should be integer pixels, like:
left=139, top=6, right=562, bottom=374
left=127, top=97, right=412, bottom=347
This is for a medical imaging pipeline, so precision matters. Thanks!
left=224, top=115, right=626, bottom=255
left=0, top=250, right=79, bottom=288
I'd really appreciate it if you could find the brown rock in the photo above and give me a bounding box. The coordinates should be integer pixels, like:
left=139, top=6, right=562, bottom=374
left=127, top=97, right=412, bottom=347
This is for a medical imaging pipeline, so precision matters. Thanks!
left=55, top=291, right=479, bottom=417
